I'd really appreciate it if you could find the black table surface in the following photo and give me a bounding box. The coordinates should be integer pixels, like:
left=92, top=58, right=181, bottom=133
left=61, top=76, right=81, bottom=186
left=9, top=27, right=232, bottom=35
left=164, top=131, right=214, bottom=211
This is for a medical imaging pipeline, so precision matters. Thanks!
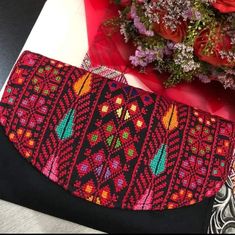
left=0, top=0, right=46, bottom=89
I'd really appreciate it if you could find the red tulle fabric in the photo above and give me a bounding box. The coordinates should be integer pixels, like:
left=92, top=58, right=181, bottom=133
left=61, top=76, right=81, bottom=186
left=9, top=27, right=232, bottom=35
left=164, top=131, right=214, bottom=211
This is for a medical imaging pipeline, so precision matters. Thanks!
left=84, top=0, right=235, bottom=123
left=212, top=0, right=235, bottom=13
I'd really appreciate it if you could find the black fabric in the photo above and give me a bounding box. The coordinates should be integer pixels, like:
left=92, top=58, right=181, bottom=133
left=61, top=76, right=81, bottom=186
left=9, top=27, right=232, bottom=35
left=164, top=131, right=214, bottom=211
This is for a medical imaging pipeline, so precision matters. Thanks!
left=0, top=125, right=214, bottom=234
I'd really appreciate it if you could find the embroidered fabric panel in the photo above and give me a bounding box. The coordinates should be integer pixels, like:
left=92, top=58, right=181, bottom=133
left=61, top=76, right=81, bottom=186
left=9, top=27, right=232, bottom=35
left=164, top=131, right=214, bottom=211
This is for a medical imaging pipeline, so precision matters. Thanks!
left=0, top=51, right=234, bottom=211
left=81, top=53, right=128, bottom=84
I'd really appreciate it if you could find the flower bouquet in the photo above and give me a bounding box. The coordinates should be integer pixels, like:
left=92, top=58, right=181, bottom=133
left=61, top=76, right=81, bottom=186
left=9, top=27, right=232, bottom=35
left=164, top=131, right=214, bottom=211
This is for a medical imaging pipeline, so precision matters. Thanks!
left=110, top=0, right=235, bottom=89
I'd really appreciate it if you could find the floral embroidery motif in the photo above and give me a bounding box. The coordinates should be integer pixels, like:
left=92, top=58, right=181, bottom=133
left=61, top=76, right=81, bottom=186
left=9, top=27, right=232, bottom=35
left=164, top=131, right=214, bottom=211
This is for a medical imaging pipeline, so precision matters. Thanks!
left=17, top=95, right=48, bottom=128
left=188, top=124, right=213, bottom=156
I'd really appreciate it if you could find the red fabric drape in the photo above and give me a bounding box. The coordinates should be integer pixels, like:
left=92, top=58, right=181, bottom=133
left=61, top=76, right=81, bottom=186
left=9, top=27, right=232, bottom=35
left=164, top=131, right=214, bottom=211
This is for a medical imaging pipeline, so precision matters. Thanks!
left=84, top=0, right=235, bottom=122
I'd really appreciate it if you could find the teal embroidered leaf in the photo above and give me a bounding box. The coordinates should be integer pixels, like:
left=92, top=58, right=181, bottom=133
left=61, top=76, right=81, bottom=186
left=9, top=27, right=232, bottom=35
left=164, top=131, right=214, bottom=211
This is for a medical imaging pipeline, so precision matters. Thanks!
left=56, top=109, right=75, bottom=140
left=150, top=144, right=167, bottom=176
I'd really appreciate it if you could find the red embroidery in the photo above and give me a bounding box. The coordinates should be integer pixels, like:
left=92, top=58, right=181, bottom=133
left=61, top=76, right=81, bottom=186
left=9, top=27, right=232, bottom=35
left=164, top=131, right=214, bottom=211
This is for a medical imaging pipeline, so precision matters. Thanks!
left=0, top=51, right=234, bottom=211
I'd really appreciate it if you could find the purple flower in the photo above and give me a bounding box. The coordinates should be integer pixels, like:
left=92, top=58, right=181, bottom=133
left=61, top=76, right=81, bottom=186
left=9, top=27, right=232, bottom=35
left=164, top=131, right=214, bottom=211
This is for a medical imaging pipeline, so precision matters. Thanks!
left=130, top=4, right=154, bottom=37
left=194, top=10, right=202, bottom=21
left=130, top=46, right=163, bottom=67
left=163, top=41, right=175, bottom=56
left=197, top=74, right=211, bottom=83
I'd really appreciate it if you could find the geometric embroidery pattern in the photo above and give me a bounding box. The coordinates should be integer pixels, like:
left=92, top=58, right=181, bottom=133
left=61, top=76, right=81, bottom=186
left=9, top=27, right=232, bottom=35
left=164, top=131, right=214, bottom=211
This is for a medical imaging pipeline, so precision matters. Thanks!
left=0, top=51, right=234, bottom=211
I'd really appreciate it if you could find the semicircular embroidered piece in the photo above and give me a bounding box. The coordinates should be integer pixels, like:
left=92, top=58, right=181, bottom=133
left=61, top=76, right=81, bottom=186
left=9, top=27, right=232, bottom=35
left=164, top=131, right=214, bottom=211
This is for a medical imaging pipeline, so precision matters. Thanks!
left=0, top=51, right=234, bottom=211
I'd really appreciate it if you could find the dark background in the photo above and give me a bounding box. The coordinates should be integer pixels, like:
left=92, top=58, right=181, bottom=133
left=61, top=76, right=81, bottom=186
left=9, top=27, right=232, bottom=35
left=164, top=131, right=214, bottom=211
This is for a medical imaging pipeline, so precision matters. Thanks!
left=0, top=0, right=46, bottom=89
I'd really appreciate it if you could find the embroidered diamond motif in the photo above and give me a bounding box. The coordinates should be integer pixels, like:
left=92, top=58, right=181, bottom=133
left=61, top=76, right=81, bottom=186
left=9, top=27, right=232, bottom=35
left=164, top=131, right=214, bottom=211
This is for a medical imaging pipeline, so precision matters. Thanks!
left=114, top=174, right=127, bottom=192
left=115, top=97, right=123, bottom=105
left=88, top=130, right=100, bottom=146
left=122, top=131, right=129, bottom=139
left=120, top=128, right=131, bottom=144
left=130, top=104, right=137, bottom=112
left=77, top=160, right=91, bottom=177
left=128, top=149, right=134, bottom=156
left=103, top=120, right=116, bottom=137
left=102, top=190, right=108, bottom=199
left=137, top=120, right=143, bottom=127
left=133, top=116, right=146, bottom=132
left=85, top=184, right=93, bottom=194
left=91, top=134, right=98, bottom=142
left=99, top=102, right=111, bottom=117
left=124, top=144, right=137, bottom=161
left=106, top=125, right=113, bottom=132
left=102, top=105, right=109, bottom=113
left=128, top=101, right=139, bottom=115
left=92, top=150, right=105, bottom=166
left=83, top=180, right=95, bottom=195
left=109, top=156, right=121, bottom=174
